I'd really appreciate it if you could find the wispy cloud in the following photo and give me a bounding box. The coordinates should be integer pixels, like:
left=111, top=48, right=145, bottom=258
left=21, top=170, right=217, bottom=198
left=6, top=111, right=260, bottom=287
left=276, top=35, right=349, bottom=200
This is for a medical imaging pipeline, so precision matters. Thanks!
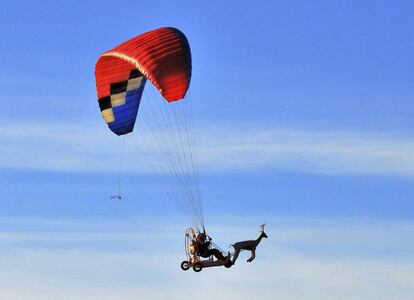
left=198, top=127, right=414, bottom=176
left=0, top=217, right=413, bottom=300
left=1, top=121, right=413, bottom=176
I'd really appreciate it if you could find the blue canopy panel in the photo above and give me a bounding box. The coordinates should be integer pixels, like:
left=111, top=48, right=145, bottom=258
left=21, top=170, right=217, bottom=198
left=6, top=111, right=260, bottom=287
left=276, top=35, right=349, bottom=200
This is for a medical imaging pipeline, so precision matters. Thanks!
left=98, top=70, right=147, bottom=136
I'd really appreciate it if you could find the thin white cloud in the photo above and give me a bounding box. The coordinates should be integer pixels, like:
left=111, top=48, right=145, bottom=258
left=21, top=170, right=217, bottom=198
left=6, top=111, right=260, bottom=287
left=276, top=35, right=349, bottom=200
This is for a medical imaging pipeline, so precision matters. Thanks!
left=0, top=121, right=413, bottom=176
left=0, top=217, right=413, bottom=300
left=198, top=127, right=414, bottom=175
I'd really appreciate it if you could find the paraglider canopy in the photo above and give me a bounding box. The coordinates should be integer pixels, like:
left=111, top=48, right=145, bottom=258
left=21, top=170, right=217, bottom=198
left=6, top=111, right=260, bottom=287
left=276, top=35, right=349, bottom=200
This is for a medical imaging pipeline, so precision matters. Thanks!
left=95, top=27, right=192, bottom=135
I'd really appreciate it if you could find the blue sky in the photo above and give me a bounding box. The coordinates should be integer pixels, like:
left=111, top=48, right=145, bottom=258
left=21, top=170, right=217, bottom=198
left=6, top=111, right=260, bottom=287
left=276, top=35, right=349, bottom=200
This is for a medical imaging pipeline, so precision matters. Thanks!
left=0, top=1, right=414, bottom=299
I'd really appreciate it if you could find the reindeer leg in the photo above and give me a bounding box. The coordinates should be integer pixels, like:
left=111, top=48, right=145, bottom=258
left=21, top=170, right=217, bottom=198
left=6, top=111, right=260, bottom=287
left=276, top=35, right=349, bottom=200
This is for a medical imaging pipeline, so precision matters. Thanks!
left=247, top=249, right=256, bottom=262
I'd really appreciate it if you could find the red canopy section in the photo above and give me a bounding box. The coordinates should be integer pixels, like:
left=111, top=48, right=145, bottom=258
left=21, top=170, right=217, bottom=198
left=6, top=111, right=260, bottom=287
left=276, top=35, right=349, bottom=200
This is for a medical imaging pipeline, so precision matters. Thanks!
left=95, top=27, right=192, bottom=102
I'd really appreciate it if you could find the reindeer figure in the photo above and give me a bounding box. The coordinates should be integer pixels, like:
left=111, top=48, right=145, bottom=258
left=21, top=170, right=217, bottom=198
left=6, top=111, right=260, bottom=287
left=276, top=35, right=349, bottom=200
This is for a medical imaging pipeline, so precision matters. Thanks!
left=231, top=224, right=268, bottom=265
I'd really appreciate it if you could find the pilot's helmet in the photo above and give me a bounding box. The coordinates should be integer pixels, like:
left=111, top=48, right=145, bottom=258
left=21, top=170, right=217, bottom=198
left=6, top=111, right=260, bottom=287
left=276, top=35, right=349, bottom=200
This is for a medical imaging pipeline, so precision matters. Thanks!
left=196, top=233, right=206, bottom=242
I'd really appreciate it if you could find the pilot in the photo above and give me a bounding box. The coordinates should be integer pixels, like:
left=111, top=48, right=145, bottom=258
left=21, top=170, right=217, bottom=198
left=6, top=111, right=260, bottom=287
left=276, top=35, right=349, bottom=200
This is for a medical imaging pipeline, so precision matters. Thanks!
left=195, top=233, right=228, bottom=261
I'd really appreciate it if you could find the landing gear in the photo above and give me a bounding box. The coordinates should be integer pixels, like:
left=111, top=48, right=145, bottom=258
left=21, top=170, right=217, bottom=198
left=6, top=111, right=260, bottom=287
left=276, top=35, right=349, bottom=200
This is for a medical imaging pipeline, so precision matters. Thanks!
left=181, top=261, right=190, bottom=271
left=193, top=263, right=203, bottom=272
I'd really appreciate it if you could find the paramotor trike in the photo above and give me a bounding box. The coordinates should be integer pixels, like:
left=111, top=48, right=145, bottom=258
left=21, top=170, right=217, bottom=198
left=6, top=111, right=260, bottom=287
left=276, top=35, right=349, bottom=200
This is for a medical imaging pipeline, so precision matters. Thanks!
left=180, top=227, right=233, bottom=272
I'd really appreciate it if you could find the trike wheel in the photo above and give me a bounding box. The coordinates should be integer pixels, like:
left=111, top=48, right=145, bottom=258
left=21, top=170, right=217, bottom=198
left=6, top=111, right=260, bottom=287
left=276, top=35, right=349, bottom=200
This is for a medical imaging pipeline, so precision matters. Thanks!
left=193, top=262, right=202, bottom=272
left=181, top=261, right=190, bottom=271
